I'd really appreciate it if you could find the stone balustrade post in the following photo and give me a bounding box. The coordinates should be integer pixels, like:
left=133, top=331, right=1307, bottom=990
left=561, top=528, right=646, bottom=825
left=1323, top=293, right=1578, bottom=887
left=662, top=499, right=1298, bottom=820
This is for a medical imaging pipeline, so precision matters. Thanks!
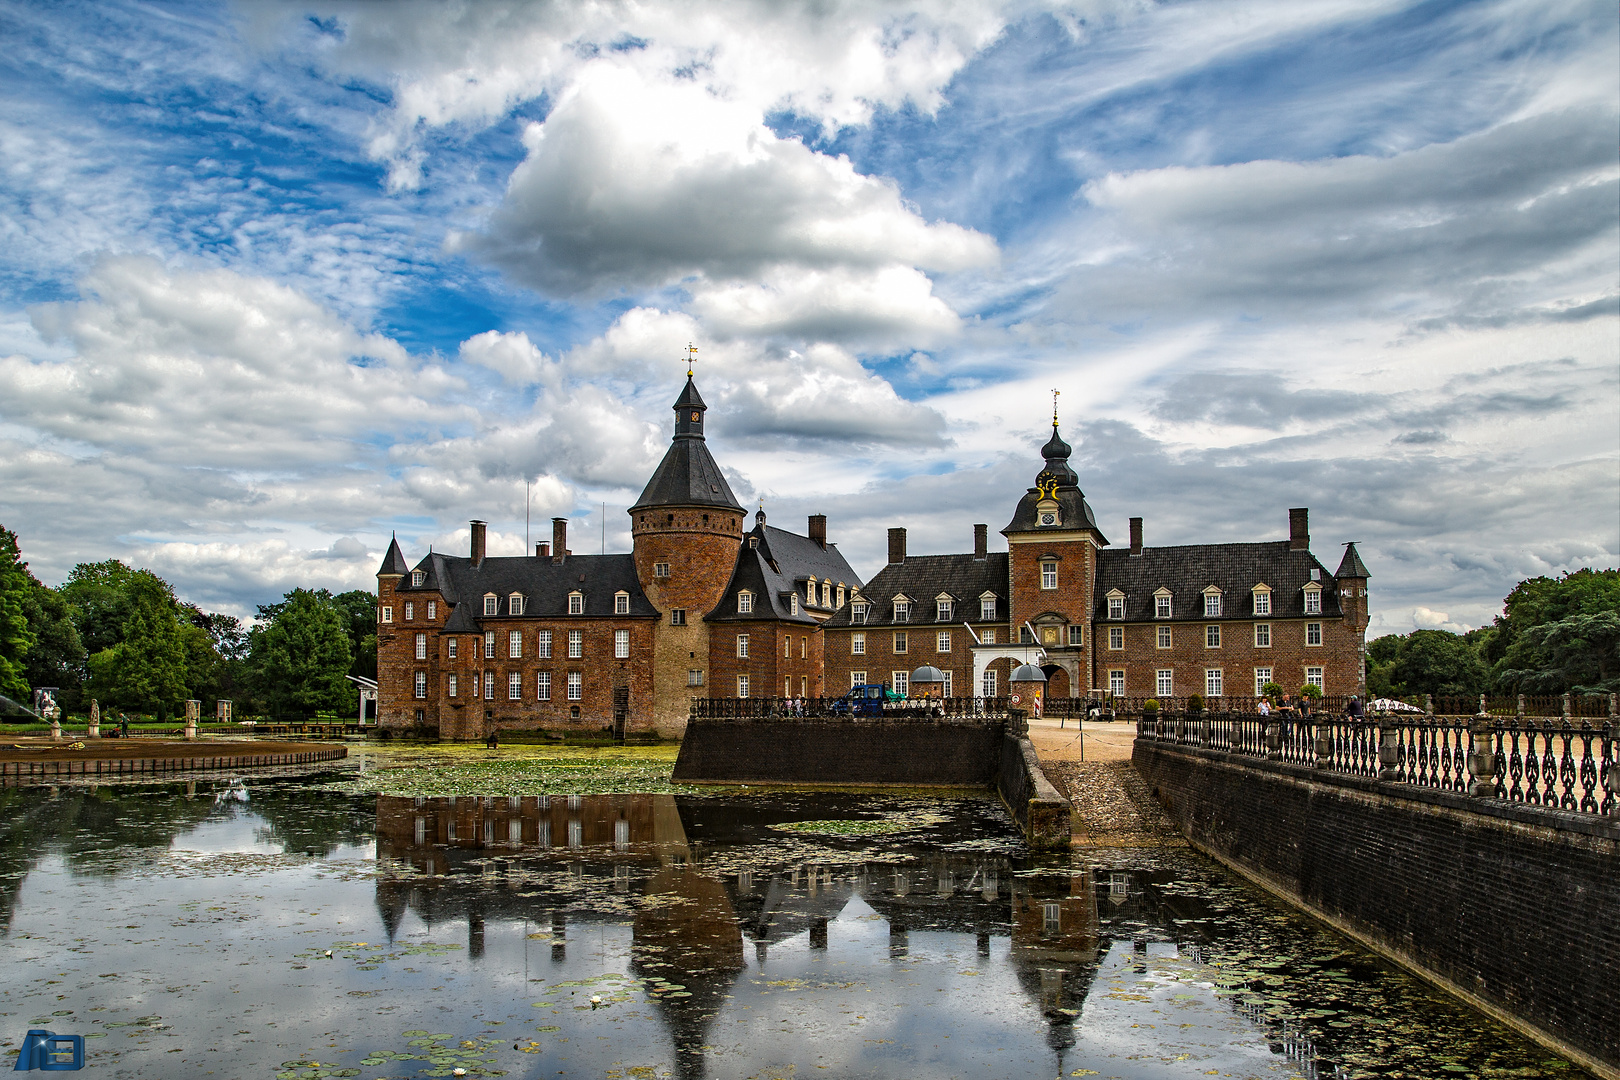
left=1377, top=722, right=1402, bottom=782
left=1562, top=692, right=1572, bottom=721
left=50, top=718, right=61, bottom=740
left=1468, top=709, right=1497, bottom=798
left=1314, top=718, right=1334, bottom=769
left=1264, top=720, right=1282, bottom=760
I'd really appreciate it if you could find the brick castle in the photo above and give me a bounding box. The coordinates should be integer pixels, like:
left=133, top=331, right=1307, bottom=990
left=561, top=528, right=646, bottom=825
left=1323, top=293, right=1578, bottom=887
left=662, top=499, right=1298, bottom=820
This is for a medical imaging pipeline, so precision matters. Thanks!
left=376, top=373, right=1369, bottom=738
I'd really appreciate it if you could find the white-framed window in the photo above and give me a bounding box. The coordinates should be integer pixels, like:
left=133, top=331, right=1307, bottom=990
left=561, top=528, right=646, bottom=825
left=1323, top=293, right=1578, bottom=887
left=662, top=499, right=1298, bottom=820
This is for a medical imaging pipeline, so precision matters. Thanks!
left=1068, top=624, right=1083, bottom=646
left=800, top=637, right=807, bottom=659
left=413, top=671, right=426, bottom=698
left=537, top=672, right=551, bottom=701
left=1254, top=623, right=1271, bottom=647
left=447, top=637, right=458, bottom=659
left=893, top=599, right=911, bottom=622
left=1253, top=589, right=1271, bottom=616
left=736, top=634, right=749, bottom=659
left=784, top=676, right=792, bottom=697
left=938, top=631, right=951, bottom=652
left=1305, top=666, right=1324, bottom=688
left=851, top=670, right=867, bottom=688
left=851, top=601, right=869, bottom=623
left=1108, top=669, right=1125, bottom=696
left=484, top=594, right=497, bottom=616
left=411, top=570, right=425, bottom=587
left=380, top=605, right=393, bottom=623
left=937, top=599, right=953, bottom=621
left=1205, top=668, right=1223, bottom=697
left=982, top=669, right=998, bottom=698
left=615, top=591, right=629, bottom=615
left=537, top=630, right=552, bottom=658
left=568, top=630, right=583, bottom=659
left=1303, top=585, right=1322, bottom=614
left=614, top=630, right=629, bottom=659
left=483, top=671, right=494, bottom=700
left=567, top=671, right=582, bottom=701
left=426, top=601, right=437, bottom=620
left=507, top=630, right=521, bottom=658
left=1254, top=667, right=1273, bottom=696
left=509, top=593, right=524, bottom=615
left=892, top=671, right=909, bottom=696
left=414, top=632, right=427, bottom=660
left=508, top=672, right=522, bottom=700
left=942, top=670, right=953, bottom=696
left=738, top=591, right=753, bottom=615
left=484, top=630, right=495, bottom=656
left=893, top=631, right=907, bottom=654
left=1108, top=626, right=1124, bottom=650
left=1157, top=625, right=1172, bottom=649
left=836, top=585, right=845, bottom=608
left=404, top=601, right=415, bottom=621
left=822, top=583, right=831, bottom=607
left=688, top=670, right=703, bottom=687
left=1021, top=625, right=1034, bottom=644
left=1040, top=561, right=1058, bottom=590
left=1204, top=592, right=1222, bottom=617
left=852, top=631, right=866, bottom=655
left=1306, top=622, right=1322, bottom=646
left=1156, top=669, right=1173, bottom=697
left=1108, top=595, right=1125, bottom=619
left=470, top=672, right=480, bottom=699
left=568, top=592, right=584, bottom=615
left=737, top=674, right=750, bottom=698
left=1155, top=593, right=1172, bottom=618
left=981, top=629, right=995, bottom=645
left=785, top=637, right=792, bottom=659
left=791, top=593, right=799, bottom=616
left=653, top=561, right=670, bottom=578
left=980, top=596, right=996, bottom=621
left=1206, top=624, right=1221, bottom=648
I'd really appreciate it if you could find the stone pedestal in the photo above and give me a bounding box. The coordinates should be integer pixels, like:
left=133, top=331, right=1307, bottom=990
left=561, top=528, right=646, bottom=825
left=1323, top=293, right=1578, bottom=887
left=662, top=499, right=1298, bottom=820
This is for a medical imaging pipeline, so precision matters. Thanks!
left=1377, top=725, right=1402, bottom=782
left=50, top=720, right=62, bottom=740
left=1467, top=714, right=1497, bottom=798
left=1264, top=722, right=1282, bottom=760
left=184, top=699, right=200, bottom=740
left=87, top=700, right=100, bottom=739
left=1314, top=721, right=1334, bottom=768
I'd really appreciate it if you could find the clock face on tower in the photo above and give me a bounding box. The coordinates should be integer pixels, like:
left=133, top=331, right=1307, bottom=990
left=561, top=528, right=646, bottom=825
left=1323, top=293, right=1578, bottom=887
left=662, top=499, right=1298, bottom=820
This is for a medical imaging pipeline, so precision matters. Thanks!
left=1036, top=475, right=1059, bottom=499
left=691, top=412, right=700, bottom=422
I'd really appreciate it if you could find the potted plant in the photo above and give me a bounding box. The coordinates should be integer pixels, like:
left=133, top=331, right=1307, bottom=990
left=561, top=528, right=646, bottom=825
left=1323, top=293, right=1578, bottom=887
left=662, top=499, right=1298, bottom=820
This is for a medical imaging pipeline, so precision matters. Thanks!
left=1187, top=693, right=1205, bottom=714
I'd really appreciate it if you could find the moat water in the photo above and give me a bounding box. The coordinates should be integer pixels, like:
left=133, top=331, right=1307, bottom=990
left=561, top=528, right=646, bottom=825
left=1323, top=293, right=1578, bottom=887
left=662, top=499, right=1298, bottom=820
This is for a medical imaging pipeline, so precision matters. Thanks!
left=0, top=769, right=1589, bottom=1080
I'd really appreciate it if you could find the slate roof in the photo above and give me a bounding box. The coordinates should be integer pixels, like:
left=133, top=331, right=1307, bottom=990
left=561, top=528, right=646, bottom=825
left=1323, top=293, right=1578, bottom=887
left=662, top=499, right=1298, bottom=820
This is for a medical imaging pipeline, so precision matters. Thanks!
left=631, top=376, right=743, bottom=513
left=377, top=537, right=409, bottom=576
left=1095, top=542, right=1343, bottom=621
left=1002, top=422, right=1107, bottom=541
left=708, top=518, right=862, bottom=624
left=822, top=552, right=1009, bottom=629
left=1335, top=542, right=1371, bottom=579
left=398, top=552, right=659, bottom=622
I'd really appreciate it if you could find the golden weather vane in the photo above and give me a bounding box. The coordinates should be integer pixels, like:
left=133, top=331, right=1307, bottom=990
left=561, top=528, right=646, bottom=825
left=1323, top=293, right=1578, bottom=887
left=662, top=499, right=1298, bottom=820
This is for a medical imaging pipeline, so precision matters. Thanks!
left=1052, top=388, right=1061, bottom=428
left=686, top=342, right=698, bottom=378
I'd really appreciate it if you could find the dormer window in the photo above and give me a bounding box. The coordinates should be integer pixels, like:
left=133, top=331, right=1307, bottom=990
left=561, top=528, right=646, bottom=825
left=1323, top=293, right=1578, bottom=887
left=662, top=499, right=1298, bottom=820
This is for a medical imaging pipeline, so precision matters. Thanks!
left=411, top=570, right=425, bottom=587
left=483, top=594, right=498, bottom=616
left=936, top=597, right=953, bottom=622
left=851, top=601, right=868, bottom=624
left=1252, top=585, right=1272, bottom=616
left=1203, top=588, right=1223, bottom=617
left=1154, top=589, right=1172, bottom=618
left=738, top=591, right=753, bottom=615
left=1303, top=583, right=1322, bottom=614
left=509, top=593, right=524, bottom=616
left=980, top=594, right=996, bottom=621
left=805, top=577, right=817, bottom=605
left=568, top=591, right=584, bottom=615
left=791, top=593, right=799, bottom=616
left=615, top=591, right=630, bottom=615
left=893, top=599, right=911, bottom=623
left=836, top=585, right=845, bottom=608
left=1107, top=589, right=1125, bottom=620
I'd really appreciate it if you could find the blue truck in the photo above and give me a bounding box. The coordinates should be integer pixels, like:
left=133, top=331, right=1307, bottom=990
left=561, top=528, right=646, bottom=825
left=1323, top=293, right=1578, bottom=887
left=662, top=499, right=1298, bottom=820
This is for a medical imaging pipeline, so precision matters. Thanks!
left=827, top=683, right=911, bottom=717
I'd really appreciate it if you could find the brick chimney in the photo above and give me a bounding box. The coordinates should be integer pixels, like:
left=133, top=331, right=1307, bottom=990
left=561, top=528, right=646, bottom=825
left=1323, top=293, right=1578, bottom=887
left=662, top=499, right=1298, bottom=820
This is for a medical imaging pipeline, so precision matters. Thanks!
left=1129, top=517, right=1143, bottom=556
left=974, top=524, right=987, bottom=561
left=536, top=542, right=549, bottom=558
left=470, top=520, right=486, bottom=567
left=552, top=517, right=569, bottom=562
left=887, top=527, right=907, bottom=565
left=1289, top=507, right=1310, bottom=551
left=808, top=514, right=827, bottom=550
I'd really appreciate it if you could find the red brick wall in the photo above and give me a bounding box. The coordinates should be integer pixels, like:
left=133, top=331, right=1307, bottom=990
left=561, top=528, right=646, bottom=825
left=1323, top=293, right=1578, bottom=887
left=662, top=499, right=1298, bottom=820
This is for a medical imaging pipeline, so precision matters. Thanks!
left=1007, top=535, right=1098, bottom=692
left=1090, top=616, right=1362, bottom=699
left=824, top=623, right=997, bottom=697
left=706, top=621, right=825, bottom=699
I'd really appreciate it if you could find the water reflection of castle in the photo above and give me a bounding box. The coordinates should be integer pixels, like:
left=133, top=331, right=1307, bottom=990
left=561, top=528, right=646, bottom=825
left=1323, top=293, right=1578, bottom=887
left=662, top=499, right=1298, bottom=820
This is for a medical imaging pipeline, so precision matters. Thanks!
left=373, top=794, right=1102, bottom=1078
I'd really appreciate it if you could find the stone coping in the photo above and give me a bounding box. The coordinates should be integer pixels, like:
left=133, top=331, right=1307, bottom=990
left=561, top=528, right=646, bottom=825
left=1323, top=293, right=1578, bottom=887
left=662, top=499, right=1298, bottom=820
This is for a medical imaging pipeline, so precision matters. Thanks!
left=0, top=741, right=347, bottom=781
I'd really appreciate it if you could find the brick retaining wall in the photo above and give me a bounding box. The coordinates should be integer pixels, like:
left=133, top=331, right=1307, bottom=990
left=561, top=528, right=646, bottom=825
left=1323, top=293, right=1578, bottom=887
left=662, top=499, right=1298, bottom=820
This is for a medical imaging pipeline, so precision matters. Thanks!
left=672, top=717, right=1002, bottom=787
left=1133, top=738, right=1619, bottom=1078
left=1, top=747, right=348, bottom=783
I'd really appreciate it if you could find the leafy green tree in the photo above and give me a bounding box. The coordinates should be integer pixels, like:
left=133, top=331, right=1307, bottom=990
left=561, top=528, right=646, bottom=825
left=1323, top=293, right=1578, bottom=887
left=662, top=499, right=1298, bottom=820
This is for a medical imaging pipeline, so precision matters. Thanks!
left=1389, top=629, right=1487, bottom=697
left=330, top=590, right=379, bottom=680
left=0, top=528, right=37, bottom=702
left=21, top=579, right=85, bottom=703
left=249, top=589, right=353, bottom=718
left=1489, top=569, right=1620, bottom=693
left=59, top=560, right=149, bottom=657
left=86, top=573, right=190, bottom=713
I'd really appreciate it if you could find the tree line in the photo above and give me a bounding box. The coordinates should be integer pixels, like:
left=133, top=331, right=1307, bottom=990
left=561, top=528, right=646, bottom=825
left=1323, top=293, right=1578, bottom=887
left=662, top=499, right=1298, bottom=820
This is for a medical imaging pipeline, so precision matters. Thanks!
left=1367, top=568, right=1620, bottom=700
left=0, top=526, right=376, bottom=721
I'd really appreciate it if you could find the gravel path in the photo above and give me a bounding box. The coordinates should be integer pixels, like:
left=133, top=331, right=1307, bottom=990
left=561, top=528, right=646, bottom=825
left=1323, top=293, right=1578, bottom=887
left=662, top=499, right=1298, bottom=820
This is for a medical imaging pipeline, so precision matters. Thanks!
left=1043, top=758, right=1186, bottom=848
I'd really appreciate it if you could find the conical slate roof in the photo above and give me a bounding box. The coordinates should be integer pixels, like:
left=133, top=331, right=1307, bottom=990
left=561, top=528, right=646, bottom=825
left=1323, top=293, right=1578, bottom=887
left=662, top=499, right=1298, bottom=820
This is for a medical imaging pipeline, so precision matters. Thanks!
left=377, top=537, right=409, bottom=576
left=631, top=376, right=743, bottom=512
left=1335, top=542, right=1371, bottom=579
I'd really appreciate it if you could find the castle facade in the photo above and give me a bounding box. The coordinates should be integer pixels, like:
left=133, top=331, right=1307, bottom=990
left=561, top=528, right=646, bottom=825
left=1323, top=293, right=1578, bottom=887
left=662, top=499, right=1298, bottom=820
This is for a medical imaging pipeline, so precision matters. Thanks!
left=375, top=375, right=1368, bottom=738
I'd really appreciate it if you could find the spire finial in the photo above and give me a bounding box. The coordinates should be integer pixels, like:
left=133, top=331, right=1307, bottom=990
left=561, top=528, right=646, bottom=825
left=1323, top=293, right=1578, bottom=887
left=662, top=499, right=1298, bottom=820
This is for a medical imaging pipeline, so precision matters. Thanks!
left=685, top=342, right=698, bottom=378
left=1052, top=388, right=1061, bottom=429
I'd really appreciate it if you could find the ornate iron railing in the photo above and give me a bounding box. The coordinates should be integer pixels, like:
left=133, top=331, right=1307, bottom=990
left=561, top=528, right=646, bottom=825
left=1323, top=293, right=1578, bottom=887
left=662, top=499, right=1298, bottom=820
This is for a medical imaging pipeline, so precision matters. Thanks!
left=1136, top=695, right=1618, bottom=818
left=689, top=696, right=1009, bottom=721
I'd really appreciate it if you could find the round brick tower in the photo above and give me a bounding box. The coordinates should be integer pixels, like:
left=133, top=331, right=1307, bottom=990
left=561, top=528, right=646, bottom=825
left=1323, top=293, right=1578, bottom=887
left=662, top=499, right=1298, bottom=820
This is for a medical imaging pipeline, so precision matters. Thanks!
left=630, top=375, right=745, bottom=735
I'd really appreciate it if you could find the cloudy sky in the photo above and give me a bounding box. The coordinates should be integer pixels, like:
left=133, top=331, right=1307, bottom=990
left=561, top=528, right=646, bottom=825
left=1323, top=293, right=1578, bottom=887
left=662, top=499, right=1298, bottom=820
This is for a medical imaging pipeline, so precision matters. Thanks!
left=0, top=0, right=1614, bottom=633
